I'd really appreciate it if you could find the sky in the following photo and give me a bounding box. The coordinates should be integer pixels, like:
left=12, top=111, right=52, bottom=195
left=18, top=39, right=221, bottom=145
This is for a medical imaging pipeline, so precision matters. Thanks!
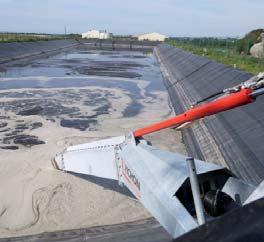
left=0, top=0, right=263, bottom=37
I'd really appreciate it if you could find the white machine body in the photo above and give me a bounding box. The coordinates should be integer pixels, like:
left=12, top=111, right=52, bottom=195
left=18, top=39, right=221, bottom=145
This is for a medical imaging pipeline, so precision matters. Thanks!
left=54, top=133, right=264, bottom=239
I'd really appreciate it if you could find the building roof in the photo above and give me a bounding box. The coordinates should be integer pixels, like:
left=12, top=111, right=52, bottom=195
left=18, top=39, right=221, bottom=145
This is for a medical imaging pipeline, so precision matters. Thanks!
left=136, top=32, right=166, bottom=37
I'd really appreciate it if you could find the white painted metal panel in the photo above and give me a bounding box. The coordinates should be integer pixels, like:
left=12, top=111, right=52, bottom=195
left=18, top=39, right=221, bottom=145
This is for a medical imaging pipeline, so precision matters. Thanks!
left=66, top=136, right=125, bottom=151
left=244, top=180, right=264, bottom=205
left=55, top=136, right=125, bottom=180
left=119, top=140, right=225, bottom=238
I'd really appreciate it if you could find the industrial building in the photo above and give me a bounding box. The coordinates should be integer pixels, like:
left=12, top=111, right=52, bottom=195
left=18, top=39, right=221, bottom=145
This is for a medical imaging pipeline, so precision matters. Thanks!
left=82, top=30, right=110, bottom=39
left=137, top=32, right=166, bottom=42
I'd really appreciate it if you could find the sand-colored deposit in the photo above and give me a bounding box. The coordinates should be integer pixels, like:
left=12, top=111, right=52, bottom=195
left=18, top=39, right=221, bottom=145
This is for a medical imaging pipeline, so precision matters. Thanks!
left=0, top=50, right=186, bottom=238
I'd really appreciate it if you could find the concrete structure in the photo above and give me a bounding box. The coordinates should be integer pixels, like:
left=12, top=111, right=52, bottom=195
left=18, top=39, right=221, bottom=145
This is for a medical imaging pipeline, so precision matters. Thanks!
left=137, top=32, right=166, bottom=42
left=250, top=33, right=264, bottom=58
left=82, top=30, right=110, bottom=39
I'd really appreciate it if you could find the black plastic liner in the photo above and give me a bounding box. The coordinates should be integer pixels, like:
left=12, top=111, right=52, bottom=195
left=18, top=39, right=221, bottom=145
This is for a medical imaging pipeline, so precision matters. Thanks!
left=155, top=44, right=264, bottom=185
left=0, top=39, right=78, bottom=61
left=0, top=39, right=160, bottom=64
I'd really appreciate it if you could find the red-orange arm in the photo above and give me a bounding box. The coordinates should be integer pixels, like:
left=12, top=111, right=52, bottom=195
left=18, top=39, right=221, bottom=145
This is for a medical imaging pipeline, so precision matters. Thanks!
left=133, top=88, right=254, bottom=138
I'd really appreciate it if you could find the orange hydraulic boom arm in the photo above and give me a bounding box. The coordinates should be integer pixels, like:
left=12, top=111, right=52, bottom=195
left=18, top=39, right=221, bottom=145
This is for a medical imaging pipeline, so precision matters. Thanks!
left=133, top=86, right=263, bottom=138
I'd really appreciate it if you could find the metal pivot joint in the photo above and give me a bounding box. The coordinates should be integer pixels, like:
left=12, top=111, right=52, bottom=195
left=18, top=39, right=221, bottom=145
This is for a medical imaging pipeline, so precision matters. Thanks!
left=186, top=157, right=206, bottom=225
